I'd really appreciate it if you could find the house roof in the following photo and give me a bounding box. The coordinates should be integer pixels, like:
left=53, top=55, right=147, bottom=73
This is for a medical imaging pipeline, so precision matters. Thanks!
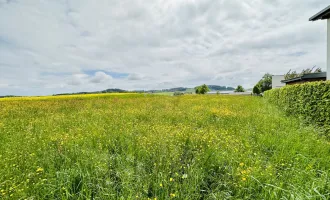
left=309, top=5, right=330, bottom=21
left=281, top=72, right=326, bottom=83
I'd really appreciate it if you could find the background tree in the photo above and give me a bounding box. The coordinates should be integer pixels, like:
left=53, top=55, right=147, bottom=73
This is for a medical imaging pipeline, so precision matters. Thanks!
left=234, top=85, right=245, bottom=92
left=253, top=73, right=272, bottom=94
left=195, top=84, right=210, bottom=94
left=253, top=85, right=261, bottom=95
left=260, top=73, right=272, bottom=92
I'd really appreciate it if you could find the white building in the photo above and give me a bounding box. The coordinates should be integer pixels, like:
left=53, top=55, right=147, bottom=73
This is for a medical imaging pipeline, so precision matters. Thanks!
left=310, top=5, right=330, bottom=80
left=272, top=75, right=285, bottom=88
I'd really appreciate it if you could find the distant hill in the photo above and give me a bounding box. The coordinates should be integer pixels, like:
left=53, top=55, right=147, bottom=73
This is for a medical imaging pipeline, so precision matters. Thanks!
left=53, top=88, right=128, bottom=96
left=51, top=85, right=235, bottom=96
left=143, top=85, right=234, bottom=93
left=207, top=85, right=235, bottom=91
left=163, top=87, right=188, bottom=92
left=102, top=88, right=126, bottom=93
left=0, top=95, right=20, bottom=98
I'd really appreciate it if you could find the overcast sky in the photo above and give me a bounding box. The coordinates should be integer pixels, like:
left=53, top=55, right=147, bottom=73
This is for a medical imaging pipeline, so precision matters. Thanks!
left=0, top=0, right=329, bottom=95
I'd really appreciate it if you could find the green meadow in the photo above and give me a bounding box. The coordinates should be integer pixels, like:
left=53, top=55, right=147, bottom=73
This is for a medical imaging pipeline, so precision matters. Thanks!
left=0, top=94, right=329, bottom=199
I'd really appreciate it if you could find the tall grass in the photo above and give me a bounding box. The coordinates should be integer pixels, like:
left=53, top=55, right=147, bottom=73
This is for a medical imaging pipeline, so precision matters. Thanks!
left=0, top=94, right=329, bottom=199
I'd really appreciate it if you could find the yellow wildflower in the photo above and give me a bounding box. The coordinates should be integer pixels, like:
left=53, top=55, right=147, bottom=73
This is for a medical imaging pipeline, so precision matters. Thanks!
left=36, top=167, right=44, bottom=173
left=170, top=193, right=176, bottom=197
left=242, top=177, right=246, bottom=181
left=170, top=178, right=174, bottom=182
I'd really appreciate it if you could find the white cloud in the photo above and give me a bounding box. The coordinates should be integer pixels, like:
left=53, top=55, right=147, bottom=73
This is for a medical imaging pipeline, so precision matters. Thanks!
left=67, top=74, right=89, bottom=86
left=0, top=0, right=329, bottom=95
left=0, top=83, right=9, bottom=88
left=90, top=71, right=112, bottom=83
left=127, top=73, right=145, bottom=81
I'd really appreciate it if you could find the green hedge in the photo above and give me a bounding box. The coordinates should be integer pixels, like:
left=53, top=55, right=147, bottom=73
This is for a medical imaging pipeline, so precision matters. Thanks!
left=264, top=81, right=330, bottom=128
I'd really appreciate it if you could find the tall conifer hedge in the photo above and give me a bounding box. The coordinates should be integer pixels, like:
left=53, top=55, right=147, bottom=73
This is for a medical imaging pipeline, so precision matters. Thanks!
left=264, top=81, right=330, bottom=130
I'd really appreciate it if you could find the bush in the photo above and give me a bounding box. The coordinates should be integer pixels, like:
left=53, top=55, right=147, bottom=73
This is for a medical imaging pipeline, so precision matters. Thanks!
left=195, top=84, right=210, bottom=94
left=264, top=81, right=330, bottom=132
left=173, top=92, right=184, bottom=96
left=253, top=73, right=272, bottom=93
left=253, top=85, right=261, bottom=95
left=234, top=85, right=245, bottom=92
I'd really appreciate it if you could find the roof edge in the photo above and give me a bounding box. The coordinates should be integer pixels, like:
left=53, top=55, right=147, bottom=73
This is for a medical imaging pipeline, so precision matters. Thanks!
left=281, top=77, right=302, bottom=83
left=281, top=72, right=327, bottom=83
left=309, top=5, right=330, bottom=21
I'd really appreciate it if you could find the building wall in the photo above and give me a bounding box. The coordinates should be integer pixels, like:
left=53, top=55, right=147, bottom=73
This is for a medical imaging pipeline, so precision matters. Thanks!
left=272, top=75, right=285, bottom=88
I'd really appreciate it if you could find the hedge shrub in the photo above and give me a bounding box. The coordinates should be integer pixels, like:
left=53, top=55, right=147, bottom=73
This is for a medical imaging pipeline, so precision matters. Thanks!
left=264, top=81, right=330, bottom=129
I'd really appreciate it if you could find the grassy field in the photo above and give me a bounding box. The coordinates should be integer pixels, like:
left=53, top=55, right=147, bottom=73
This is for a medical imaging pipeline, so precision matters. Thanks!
left=0, top=94, right=329, bottom=199
left=152, top=92, right=174, bottom=96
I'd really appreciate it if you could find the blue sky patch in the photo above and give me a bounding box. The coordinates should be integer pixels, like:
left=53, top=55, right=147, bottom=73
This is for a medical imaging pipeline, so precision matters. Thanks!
left=83, top=70, right=129, bottom=79
left=287, top=51, right=307, bottom=57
